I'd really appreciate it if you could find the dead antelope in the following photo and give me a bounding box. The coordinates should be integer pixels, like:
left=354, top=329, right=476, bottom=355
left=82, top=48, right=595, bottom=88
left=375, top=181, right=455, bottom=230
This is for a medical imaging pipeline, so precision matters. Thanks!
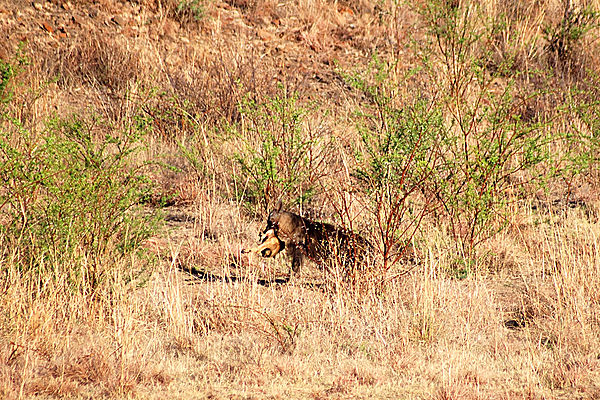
left=241, top=228, right=284, bottom=258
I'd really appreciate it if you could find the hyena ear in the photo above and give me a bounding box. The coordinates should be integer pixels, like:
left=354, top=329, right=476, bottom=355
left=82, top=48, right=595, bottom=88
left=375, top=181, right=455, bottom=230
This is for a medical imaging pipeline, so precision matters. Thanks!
left=274, top=199, right=283, bottom=212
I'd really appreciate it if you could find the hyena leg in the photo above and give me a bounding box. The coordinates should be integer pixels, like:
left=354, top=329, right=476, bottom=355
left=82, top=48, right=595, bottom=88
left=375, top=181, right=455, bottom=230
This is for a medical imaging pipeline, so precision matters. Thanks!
left=288, top=245, right=304, bottom=275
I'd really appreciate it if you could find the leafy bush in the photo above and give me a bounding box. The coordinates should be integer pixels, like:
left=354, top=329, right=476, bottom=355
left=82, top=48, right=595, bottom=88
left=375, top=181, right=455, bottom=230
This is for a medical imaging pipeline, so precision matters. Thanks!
left=232, top=86, right=330, bottom=213
left=344, top=0, right=590, bottom=268
left=0, top=93, right=158, bottom=290
left=416, top=0, right=558, bottom=259
left=347, top=56, right=444, bottom=272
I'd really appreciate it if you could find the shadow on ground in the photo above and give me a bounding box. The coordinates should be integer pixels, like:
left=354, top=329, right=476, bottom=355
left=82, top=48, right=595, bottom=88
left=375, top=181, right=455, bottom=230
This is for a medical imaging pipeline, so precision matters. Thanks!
left=175, top=261, right=332, bottom=292
left=178, top=262, right=291, bottom=286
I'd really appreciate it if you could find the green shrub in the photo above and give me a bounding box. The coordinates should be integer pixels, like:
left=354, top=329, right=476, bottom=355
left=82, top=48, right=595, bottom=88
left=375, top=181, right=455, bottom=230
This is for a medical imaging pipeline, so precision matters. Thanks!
left=416, top=0, right=557, bottom=259
left=232, top=86, right=330, bottom=213
left=0, top=105, right=158, bottom=290
left=345, top=0, right=579, bottom=266
left=347, top=55, right=445, bottom=271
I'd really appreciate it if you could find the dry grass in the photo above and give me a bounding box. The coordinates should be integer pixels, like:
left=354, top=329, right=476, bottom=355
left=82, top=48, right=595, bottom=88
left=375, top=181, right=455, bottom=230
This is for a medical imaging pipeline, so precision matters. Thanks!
left=1, top=0, right=600, bottom=398
left=4, top=183, right=598, bottom=398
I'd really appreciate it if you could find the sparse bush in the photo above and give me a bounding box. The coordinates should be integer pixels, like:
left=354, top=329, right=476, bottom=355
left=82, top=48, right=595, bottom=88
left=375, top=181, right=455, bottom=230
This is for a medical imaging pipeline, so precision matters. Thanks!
left=0, top=64, right=158, bottom=291
left=559, top=81, right=600, bottom=190
left=416, top=0, right=558, bottom=259
left=0, top=45, right=28, bottom=107
left=342, top=0, right=598, bottom=268
left=488, top=1, right=544, bottom=77
left=164, top=52, right=279, bottom=127
left=45, top=33, right=141, bottom=92
left=544, top=2, right=600, bottom=77
left=141, top=89, right=196, bottom=143
left=345, top=55, right=443, bottom=273
left=144, top=0, right=206, bottom=24
left=232, top=85, right=331, bottom=213
left=174, top=0, right=205, bottom=22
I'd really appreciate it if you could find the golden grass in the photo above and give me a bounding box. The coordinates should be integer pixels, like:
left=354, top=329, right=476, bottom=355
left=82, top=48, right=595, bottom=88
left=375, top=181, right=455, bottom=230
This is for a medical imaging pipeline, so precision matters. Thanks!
left=1, top=0, right=600, bottom=398
left=3, top=184, right=598, bottom=398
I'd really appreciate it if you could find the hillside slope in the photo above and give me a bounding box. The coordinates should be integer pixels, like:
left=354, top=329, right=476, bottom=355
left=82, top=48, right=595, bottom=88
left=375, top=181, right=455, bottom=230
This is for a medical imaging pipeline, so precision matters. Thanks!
left=1, top=0, right=600, bottom=398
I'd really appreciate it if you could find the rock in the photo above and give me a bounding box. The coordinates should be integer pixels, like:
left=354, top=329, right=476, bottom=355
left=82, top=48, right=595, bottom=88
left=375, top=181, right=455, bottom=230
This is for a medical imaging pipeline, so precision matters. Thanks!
left=32, top=0, right=43, bottom=11
left=112, top=15, right=126, bottom=26
left=41, top=20, right=53, bottom=33
left=72, top=14, right=85, bottom=26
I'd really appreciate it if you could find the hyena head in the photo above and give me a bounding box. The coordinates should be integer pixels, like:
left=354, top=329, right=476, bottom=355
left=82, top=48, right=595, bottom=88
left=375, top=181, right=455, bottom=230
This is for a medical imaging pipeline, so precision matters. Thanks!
left=263, top=200, right=306, bottom=244
left=264, top=199, right=284, bottom=233
left=263, top=200, right=306, bottom=274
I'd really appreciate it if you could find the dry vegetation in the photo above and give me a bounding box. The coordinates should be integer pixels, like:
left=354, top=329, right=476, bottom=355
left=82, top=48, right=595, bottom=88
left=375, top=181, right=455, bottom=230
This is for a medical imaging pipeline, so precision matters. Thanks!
left=1, top=0, right=600, bottom=398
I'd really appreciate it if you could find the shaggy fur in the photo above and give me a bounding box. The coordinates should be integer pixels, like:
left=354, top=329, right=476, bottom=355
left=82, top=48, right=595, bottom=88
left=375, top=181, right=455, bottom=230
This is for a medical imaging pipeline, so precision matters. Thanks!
left=263, top=201, right=372, bottom=275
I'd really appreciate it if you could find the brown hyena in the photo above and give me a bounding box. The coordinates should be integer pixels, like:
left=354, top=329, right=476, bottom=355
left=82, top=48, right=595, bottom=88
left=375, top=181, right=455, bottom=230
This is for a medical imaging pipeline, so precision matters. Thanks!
left=263, top=201, right=372, bottom=276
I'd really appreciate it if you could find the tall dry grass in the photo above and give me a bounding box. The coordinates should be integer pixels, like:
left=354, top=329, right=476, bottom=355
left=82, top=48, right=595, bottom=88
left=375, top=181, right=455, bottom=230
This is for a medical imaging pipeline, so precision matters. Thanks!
left=5, top=180, right=598, bottom=398
left=1, top=0, right=600, bottom=398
